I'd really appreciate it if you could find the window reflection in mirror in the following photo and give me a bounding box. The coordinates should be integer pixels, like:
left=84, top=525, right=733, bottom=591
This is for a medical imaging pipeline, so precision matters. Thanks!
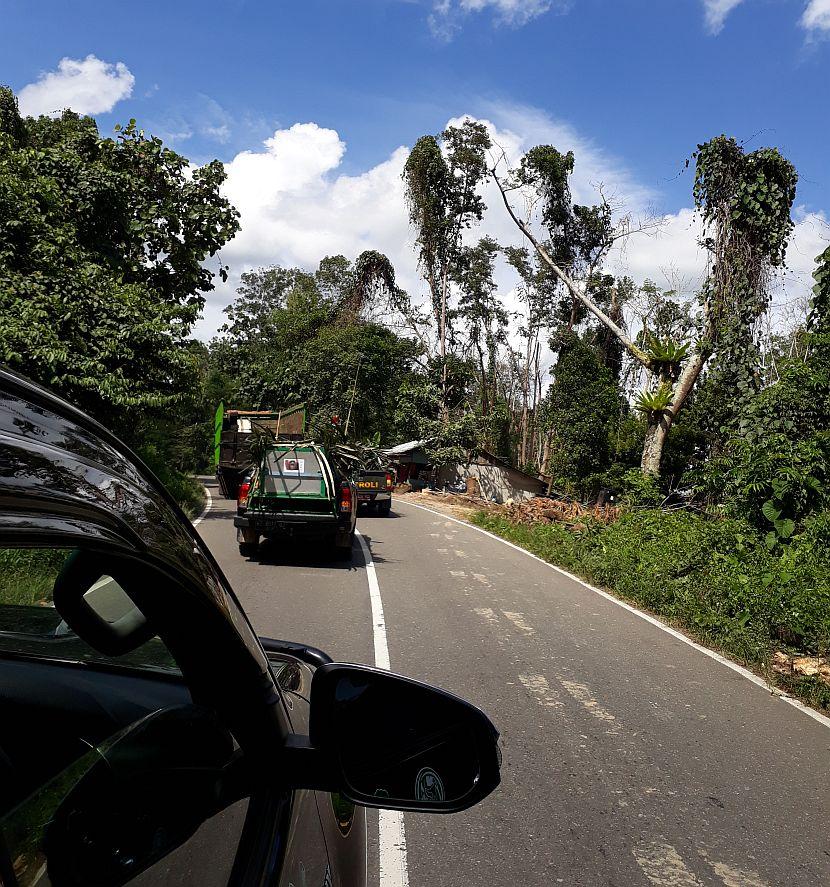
left=83, top=575, right=146, bottom=629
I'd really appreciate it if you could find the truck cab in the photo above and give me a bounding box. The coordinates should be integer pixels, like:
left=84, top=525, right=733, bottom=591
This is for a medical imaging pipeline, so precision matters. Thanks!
left=233, top=442, right=357, bottom=560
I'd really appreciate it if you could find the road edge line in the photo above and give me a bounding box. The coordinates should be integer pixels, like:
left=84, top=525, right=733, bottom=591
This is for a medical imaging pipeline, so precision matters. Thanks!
left=193, top=484, right=212, bottom=527
left=356, top=531, right=410, bottom=887
left=395, top=499, right=830, bottom=731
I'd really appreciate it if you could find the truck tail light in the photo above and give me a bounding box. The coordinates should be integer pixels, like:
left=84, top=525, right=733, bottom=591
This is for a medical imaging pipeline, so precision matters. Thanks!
left=237, top=481, right=251, bottom=509
left=385, top=472, right=393, bottom=490
left=340, top=483, right=352, bottom=512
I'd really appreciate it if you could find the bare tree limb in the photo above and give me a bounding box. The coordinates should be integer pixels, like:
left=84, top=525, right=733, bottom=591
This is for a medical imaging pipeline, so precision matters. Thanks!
left=491, top=167, right=653, bottom=367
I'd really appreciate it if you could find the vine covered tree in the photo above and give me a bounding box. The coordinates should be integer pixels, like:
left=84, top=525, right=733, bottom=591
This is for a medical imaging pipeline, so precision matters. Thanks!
left=492, top=135, right=798, bottom=475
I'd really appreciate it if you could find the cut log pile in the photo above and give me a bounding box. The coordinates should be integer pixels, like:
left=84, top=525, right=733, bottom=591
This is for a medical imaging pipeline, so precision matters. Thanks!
left=772, top=651, right=830, bottom=686
left=503, top=497, right=621, bottom=527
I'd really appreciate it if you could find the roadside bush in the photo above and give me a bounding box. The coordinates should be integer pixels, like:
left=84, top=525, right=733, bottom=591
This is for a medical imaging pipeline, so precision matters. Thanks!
left=618, top=469, right=665, bottom=507
left=472, top=507, right=830, bottom=709
left=138, top=443, right=206, bottom=519
left=0, top=548, right=69, bottom=606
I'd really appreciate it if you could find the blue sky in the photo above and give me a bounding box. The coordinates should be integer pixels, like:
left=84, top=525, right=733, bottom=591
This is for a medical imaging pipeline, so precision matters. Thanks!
left=2, top=0, right=828, bottom=334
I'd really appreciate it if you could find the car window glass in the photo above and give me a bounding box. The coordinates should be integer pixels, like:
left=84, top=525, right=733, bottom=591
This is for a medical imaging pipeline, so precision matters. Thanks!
left=262, top=448, right=326, bottom=496
left=0, top=546, right=178, bottom=675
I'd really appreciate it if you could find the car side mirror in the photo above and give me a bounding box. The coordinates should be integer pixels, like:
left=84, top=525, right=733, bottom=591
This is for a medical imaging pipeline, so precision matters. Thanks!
left=308, top=663, right=500, bottom=813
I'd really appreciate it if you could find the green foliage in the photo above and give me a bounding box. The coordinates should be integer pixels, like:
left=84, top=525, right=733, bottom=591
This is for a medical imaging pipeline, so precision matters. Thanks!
left=138, top=439, right=206, bottom=518
left=809, top=244, right=830, bottom=336
left=473, top=509, right=830, bottom=708
left=391, top=369, right=483, bottom=467
left=0, top=94, right=239, bottom=430
left=402, top=121, right=491, bottom=306
left=643, top=334, right=691, bottom=378
left=693, top=136, right=798, bottom=426
left=697, top=245, right=830, bottom=538
left=454, top=236, right=508, bottom=419
left=619, top=469, right=664, bottom=506
left=703, top=432, right=830, bottom=540
left=402, top=121, right=492, bottom=418
left=634, top=381, right=674, bottom=415
left=516, top=146, right=612, bottom=277
left=212, top=257, right=417, bottom=444
left=694, top=137, right=797, bottom=268
left=543, top=332, right=627, bottom=496
left=0, top=547, right=69, bottom=607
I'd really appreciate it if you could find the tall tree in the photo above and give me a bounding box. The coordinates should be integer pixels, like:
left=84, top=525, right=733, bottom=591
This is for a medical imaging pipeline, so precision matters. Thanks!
left=543, top=331, right=625, bottom=496
left=403, top=120, right=491, bottom=421
left=503, top=245, right=558, bottom=469
left=492, top=136, right=798, bottom=476
left=0, top=87, right=239, bottom=430
left=454, top=236, right=507, bottom=421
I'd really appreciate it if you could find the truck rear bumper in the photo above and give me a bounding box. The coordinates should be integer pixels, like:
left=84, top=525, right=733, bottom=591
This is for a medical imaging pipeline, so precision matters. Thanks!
left=356, top=492, right=391, bottom=503
left=235, top=512, right=345, bottom=538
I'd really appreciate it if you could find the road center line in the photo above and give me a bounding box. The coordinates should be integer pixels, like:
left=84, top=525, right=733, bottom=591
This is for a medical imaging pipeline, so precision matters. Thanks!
left=394, top=499, right=830, bottom=731
left=502, top=610, right=535, bottom=636
left=355, top=531, right=410, bottom=887
left=632, top=842, right=704, bottom=886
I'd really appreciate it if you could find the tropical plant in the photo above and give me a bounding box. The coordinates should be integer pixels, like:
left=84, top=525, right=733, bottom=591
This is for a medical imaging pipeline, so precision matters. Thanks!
left=634, top=382, right=674, bottom=415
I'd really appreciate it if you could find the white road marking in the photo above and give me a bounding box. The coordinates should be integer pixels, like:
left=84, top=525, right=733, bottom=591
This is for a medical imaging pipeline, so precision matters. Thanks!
left=355, top=531, right=409, bottom=887
left=454, top=549, right=467, bottom=558
left=192, top=484, right=212, bottom=527
left=472, top=573, right=491, bottom=586
left=519, top=674, right=563, bottom=707
left=559, top=679, right=618, bottom=726
left=449, top=570, right=467, bottom=578
left=502, top=611, right=535, bottom=636
left=633, top=842, right=704, bottom=886
left=395, top=499, right=830, bottom=731
left=474, top=607, right=500, bottom=627
left=703, top=856, right=769, bottom=887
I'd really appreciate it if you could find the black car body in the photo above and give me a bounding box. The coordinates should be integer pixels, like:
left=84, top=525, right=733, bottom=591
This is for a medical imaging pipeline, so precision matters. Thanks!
left=0, top=368, right=500, bottom=886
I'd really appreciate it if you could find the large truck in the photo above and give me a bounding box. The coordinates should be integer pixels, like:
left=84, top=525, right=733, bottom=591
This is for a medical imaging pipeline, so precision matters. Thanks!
left=213, top=402, right=306, bottom=499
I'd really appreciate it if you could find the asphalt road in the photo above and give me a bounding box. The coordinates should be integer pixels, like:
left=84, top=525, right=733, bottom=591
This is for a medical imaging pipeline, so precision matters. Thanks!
left=197, top=480, right=830, bottom=887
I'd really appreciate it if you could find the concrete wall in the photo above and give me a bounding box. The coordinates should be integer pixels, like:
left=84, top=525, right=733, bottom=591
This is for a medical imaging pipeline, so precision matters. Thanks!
left=437, top=462, right=544, bottom=504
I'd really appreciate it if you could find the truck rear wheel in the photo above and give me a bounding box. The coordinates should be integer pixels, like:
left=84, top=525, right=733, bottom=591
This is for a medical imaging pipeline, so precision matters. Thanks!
left=239, top=542, right=257, bottom=557
left=333, top=531, right=354, bottom=561
left=379, top=499, right=392, bottom=516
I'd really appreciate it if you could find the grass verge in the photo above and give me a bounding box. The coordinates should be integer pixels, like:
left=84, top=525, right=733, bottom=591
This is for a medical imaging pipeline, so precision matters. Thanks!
left=471, top=509, right=830, bottom=713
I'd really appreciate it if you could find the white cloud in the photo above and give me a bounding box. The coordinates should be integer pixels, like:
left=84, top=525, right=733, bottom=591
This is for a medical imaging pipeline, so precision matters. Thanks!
left=801, top=0, right=830, bottom=33
left=196, top=105, right=655, bottom=338
left=458, top=0, right=554, bottom=24
left=18, top=55, right=134, bottom=117
left=429, top=0, right=564, bottom=38
left=195, top=105, right=828, bottom=346
left=195, top=122, right=410, bottom=336
left=702, top=0, right=746, bottom=34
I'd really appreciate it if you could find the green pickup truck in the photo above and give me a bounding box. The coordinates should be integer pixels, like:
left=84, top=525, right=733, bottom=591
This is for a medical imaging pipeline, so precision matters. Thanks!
left=233, top=442, right=357, bottom=560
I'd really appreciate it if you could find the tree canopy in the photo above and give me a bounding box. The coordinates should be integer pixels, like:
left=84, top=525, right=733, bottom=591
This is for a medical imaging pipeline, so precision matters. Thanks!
left=0, top=87, right=239, bottom=428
